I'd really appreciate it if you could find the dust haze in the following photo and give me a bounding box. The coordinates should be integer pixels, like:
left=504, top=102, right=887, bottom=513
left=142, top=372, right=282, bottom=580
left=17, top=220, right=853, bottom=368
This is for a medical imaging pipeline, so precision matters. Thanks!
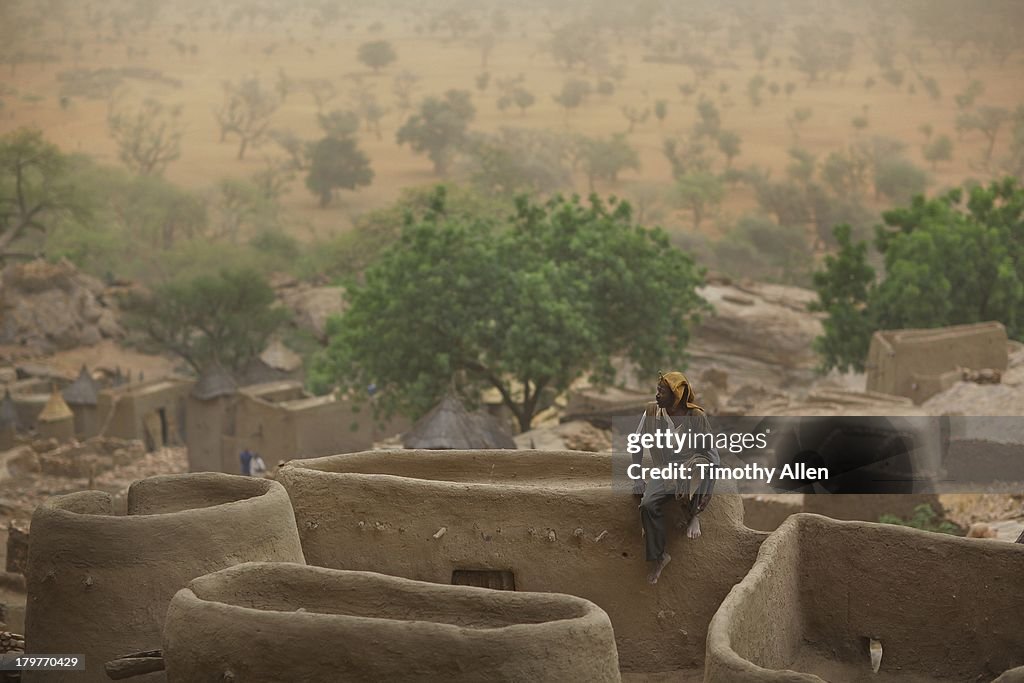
left=2, top=0, right=1021, bottom=278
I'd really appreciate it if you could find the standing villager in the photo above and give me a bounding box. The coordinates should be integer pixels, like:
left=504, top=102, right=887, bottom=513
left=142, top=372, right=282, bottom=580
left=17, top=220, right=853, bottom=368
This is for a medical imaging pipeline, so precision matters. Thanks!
left=239, top=448, right=254, bottom=476
left=633, top=371, right=720, bottom=584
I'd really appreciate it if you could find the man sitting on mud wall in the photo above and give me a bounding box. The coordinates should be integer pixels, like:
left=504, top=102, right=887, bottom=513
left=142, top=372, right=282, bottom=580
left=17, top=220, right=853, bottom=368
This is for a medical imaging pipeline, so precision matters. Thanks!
left=633, top=372, right=720, bottom=584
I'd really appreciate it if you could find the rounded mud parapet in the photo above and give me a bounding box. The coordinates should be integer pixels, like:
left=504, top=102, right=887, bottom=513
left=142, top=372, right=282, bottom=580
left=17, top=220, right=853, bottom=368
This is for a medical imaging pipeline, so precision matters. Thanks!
left=24, top=473, right=306, bottom=683
left=278, top=449, right=765, bottom=674
left=705, top=513, right=1024, bottom=682
left=162, top=561, right=621, bottom=682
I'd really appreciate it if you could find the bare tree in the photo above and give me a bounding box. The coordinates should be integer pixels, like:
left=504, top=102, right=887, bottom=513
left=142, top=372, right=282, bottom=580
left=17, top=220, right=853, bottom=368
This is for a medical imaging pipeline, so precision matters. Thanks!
left=349, top=79, right=388, bottom=140
left=215, top=76, right=281, bottom=160
left=956, top=106, right=1010, bottom=165
left=107, top=97, right=184, bottom=175
left=391, top=70, right=420, bottom=118
left=621, top=105, right=650, bottom=134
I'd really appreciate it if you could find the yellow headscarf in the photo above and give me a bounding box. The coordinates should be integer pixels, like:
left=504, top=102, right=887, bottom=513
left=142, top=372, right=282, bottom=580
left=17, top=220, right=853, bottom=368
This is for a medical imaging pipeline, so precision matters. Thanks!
left=659, top=371, right=703, bottom=412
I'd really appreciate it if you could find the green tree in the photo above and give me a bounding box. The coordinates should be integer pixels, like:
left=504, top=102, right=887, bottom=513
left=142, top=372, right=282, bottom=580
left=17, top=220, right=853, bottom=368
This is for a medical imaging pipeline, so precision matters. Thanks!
left=812, top=179, right=1024, bottom=371
left=358, top=40, right=397, bottom=72
left=512, top=87, right=535, bottom=116
left=675, top=171, right=724, bottom=229
left=305, top=136, right=374, bottom=207
left=715, top=214, right=813, bottom=286
left=553, top=78, right=591, bottom=119
left=922, top=134, right=954, bottom=169
left=312, top=190, right=707, bottom=431
left=461, top=128, right=572, bottom=196
left=317, top=109, right=360, bottom=139
left=122, top=267, right=288, bottom=373
left=873, top=158, right=928, bottom=204
left=810, top=224, right=876, bottom=372
left=0, top=128, right=90, bottom=261
left=693, top=99, right=721, bottom=139
left=302, top=184, right=510, bottom=281
left=579, top=133, right=640, bottom=191
left=716, top=130, right=742, bottom=168
left=654, top=99, right=668, bottom=125
left=396, top=90, right=475, bottom=174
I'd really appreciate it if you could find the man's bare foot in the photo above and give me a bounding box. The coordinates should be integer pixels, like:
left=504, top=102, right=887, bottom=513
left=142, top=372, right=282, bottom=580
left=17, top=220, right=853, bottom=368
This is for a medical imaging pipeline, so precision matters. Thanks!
left=686, top=516, right=702, bottom=539
left=647, top=552, right=671, bottom=584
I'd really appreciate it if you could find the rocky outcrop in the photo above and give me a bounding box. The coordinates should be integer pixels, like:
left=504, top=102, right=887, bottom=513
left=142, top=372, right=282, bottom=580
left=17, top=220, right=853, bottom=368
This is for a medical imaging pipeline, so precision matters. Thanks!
left=0, top=260, right=123, bottom=354
left=688, top=281, right=823, bottom=390
left=273, top=276, right=345, bottom=341
left=922, top=342, right=1024, bottom=417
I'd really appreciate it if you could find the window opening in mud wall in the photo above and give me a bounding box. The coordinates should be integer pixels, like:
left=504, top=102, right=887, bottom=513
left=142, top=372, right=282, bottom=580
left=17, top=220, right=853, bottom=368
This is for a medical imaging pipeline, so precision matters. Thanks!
left=451, top=570, right=516, bottom=591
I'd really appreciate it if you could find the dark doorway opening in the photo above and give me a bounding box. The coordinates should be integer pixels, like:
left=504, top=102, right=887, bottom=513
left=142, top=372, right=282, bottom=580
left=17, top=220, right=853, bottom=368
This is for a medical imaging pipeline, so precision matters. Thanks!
left=157, top=408, right=169, bottom=446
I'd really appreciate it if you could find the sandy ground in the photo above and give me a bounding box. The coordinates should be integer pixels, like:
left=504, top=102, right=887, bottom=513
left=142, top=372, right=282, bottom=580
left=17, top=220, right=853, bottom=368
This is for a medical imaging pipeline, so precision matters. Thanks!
left=2, top=6, right=1022, bottom=241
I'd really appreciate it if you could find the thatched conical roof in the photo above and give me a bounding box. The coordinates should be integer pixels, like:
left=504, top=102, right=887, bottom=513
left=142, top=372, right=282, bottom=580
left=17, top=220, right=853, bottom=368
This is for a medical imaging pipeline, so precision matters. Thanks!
left=63, top=365, right=99, bottom=406
left=39, top=389, right=73, bottom=422
left=192, top=364, right=237, bottom=400
left=402, top=393, right=516, bottom=450
left=0, top=390, right=19, bottom=430
left=259, top=340, right=302, bottom=372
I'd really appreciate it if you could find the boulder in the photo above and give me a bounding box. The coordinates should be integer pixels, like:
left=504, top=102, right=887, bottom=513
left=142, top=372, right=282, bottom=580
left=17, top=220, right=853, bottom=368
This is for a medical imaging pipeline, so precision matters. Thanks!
left=280, top=286, right=345, bottom=341
left=688, top=282, right=823, bottom=390
left=0, top=260, right=123, bottom=353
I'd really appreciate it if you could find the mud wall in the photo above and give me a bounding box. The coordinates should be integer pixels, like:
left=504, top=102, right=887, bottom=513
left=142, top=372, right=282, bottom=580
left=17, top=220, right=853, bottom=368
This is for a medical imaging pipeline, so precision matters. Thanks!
left=801, top=493, right=943, bottom=524
left=706, top=514, right=1024, bottom=681
left=163, top=562, right=621, bottom=682
left=70, top=404, right=98, bottom=440
left=704, top=514, right=806, bottom=682
left=229, top=395, right=292, bottom=465
left=99, top=379, right=192, bottom=445
left=278, top=450, right=765, bottom=673
left=742, top=494, right=946, bottom=532
left=23, top=474, right=305, bottom=683
left=184, top=395, right=233, bottom=473
left=867, top=322, right=1008, bottom=403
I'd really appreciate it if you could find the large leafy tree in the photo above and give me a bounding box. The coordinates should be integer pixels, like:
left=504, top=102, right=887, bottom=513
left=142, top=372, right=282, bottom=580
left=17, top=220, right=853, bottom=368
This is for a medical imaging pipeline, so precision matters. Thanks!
left=312, top=189, right=707, bottom=431
left=357, top=40, right=397, bottom=72
left=812, top=178, right=1024, bottom=372
left=122, top=268, right=288, bottom=373
left=305, top=136, right=374, bottom=207
left=0, top=128, right=90, bottom=261
left=396, top=90, right=475, bottom=175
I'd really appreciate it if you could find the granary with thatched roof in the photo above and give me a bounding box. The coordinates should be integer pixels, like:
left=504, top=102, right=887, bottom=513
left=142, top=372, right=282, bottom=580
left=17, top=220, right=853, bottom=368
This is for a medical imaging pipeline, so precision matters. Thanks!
left=37, top=388, right=75, bottom=441
left=63, top=365, right=100, bottom=438
left=402, top=394, right=516, bottom=450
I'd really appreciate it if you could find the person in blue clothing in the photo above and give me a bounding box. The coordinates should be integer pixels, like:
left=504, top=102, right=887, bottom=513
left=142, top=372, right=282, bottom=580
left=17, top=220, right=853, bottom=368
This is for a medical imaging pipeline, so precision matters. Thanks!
left=239, top=448, right=254, bottom=476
